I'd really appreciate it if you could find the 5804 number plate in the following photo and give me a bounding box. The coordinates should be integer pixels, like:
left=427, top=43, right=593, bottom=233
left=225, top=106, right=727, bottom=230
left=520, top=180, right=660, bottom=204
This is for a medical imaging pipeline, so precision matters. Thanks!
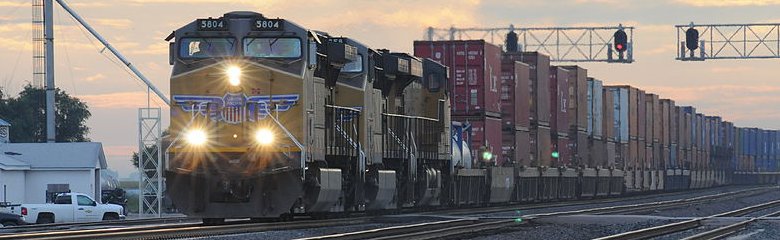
left=253, top=19, right=284, bottom=31
left=197, top=19, right=228, bottom=31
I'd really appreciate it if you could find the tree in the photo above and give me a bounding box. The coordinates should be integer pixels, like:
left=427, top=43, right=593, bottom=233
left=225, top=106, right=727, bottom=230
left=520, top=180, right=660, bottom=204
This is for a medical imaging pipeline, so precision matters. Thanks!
left=0, top=85, right=91, bottom=142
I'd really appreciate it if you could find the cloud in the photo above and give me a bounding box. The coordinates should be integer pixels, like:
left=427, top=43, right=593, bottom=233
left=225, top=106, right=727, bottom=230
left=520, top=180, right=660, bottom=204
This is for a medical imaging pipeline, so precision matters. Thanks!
left=94, top=18, right=134, bottom=29
left=84, top=73, right=106, bottom=82
left=77, top=91, right=169, bottom=109
left=0, top=1, right=25, bottom=7
left=710, top=66, right=755, bottom=73
left=674, top=0, right=780, bottom=6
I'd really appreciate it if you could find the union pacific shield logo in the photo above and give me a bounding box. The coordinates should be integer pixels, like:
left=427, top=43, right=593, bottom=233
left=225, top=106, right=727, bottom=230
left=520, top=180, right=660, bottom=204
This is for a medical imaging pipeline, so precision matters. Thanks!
left=173, top=93, right=299, bottom=124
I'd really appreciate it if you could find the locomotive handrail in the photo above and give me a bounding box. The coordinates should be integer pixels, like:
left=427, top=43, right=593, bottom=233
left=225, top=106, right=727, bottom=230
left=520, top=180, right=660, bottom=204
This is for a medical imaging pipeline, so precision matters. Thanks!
left=382, top=113, right=439, bottom=122
left=262, top=104, right=306, bottom=179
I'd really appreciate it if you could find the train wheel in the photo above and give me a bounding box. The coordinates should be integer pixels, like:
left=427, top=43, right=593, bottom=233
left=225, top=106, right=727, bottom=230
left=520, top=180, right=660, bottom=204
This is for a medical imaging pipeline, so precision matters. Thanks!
left=202, top=218, right=225, bottom=225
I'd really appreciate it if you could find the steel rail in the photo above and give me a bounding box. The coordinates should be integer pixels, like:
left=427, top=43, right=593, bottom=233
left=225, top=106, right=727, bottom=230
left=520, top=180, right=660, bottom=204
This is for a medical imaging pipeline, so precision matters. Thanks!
left=0, top=216, right=194, bottom=233
left=298, top=218, right=517, bottom=240
left=681, top=209, right=780, bottom=240
left=523, top=186, right=776, bottom=218
left=422, top=185, right=774, bottom=216
left=593, top=199, right=780, bottom=240
left=0, top=218, right=371, bottom=240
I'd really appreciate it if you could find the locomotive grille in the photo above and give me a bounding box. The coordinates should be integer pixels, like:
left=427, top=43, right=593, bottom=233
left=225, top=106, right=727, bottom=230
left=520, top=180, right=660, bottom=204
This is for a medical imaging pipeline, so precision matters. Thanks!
left=223, top=106, right=245, bottom=124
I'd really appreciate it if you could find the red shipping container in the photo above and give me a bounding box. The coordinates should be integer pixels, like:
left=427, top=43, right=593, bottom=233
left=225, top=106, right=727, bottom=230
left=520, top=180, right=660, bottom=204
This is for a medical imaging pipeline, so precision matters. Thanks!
left=501, top=129, right=531, bottom=166
left=562, top=66, right=588, bottom=132
left=516, top=130, right=531, bottom=166
left=500, top=60, right=531, bottom=129
left=554, top=135, right=570, bottom=167
left=501, top=57, right=531, bottom=130
left=453, top=115, right=502, bottom=165
left=549, top=66, right=570, bottom=135
left=502, top=52, right=551, bottom=125
left=530, top=126, right=553, bottom=167
left=414, top=40, right=502, bottom=115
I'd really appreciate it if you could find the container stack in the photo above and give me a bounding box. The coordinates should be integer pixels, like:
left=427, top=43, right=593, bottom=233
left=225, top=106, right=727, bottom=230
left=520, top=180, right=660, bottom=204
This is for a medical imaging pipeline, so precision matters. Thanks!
left=605, top=86, right=630, bottom=191
left=586, top=78, right=611, bottom=196
left=499, top=60, right=531, bottom=167
left=562, top=66, right=589, bottom=170
left=504, top=52, right=555, bottom=201
left=548, top=66, right=576, bottom=200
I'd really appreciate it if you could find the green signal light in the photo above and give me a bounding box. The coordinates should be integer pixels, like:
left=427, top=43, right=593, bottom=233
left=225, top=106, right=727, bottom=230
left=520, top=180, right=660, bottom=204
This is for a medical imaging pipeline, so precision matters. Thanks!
left=482, top=151, right=493, bottom=160
left=551, top=151, right=560, bottom=158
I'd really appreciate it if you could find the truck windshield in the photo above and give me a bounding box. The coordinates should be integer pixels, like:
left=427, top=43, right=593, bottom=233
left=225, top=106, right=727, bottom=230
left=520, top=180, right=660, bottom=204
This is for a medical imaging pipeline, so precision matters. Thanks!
left=54, top=196, right=71, bottom=204
left=77, top=195, right=94, bottom=206
left=180, top=38, right=236, bottom=59
left=243, top=38, right=301, bottom=58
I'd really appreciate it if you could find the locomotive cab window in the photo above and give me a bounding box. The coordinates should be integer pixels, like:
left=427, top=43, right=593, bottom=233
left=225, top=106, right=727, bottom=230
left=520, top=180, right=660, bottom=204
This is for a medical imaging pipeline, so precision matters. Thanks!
left=341, top=54, right=363, bottom=73
left=179, top=38, right=236, bottom=59
left=243, top=38, right=302, bottom=58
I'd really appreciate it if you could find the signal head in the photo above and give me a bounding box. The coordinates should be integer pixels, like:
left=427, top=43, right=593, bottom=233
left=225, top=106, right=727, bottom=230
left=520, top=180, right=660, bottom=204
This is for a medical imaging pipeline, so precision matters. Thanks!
left=613, top=29, right=628, bottom=53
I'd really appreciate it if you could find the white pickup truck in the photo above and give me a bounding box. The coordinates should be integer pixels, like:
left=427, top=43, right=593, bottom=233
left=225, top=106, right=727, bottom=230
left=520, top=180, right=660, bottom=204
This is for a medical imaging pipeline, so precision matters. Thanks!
left=11, top=193, right=124, bottom=224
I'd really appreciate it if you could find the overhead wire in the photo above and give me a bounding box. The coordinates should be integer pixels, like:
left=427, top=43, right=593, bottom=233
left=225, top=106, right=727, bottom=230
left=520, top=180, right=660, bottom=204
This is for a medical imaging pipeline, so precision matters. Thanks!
left=55, top=5, right=78, bottom=95
left=62, top=6, right=166, bottom=109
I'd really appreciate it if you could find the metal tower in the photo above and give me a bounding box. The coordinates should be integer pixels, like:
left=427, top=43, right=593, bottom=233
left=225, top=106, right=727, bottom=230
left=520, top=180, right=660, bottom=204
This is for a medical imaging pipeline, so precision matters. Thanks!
left=138, top=108, right=162, bottom=217
left=32, top=0, right=45, bottom=88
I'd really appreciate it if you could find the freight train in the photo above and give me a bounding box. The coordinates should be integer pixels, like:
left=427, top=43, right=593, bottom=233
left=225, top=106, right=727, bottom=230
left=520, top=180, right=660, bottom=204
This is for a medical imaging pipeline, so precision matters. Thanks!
left=164, top=11, right=780, bottom=224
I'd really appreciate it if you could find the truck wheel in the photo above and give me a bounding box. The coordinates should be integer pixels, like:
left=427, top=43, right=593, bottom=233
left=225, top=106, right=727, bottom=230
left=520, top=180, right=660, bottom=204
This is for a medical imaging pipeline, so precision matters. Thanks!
left=102, top=213, right=120, bottom=221
left=1, top=221, right=17, bottom=227
left=37, top=213, right=54, bottom=224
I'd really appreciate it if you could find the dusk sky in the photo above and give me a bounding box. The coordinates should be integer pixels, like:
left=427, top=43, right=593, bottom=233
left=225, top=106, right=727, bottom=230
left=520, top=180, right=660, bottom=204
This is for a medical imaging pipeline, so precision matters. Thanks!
left=2, top=0, right=780, bottom=177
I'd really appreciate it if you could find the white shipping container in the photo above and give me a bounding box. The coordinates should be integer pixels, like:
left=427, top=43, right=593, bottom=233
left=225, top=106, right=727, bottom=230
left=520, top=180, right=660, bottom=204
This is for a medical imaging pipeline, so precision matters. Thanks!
left=587, top=78, right=603, bottom=137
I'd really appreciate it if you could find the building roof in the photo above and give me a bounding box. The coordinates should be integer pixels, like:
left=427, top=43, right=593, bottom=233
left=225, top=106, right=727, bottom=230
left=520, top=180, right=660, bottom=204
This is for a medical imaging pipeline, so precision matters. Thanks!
left=0, top=142, right=107, bottom=169
left=0, top=119, right=9, bottom=126
left=0, top=154, right=31, bottom=170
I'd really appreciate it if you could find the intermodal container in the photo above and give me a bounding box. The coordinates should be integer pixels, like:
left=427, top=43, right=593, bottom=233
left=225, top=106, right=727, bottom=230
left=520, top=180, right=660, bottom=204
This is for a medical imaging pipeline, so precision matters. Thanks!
left=516, top=130, right=531, bottom=167
left=530, top=125, right=553, bottom=166
left=606, top=86, right=629, bottom=143
left=499, top=60, right=531, bottom=129
left=413, top=40, right=502, bottom=115
left=554, top=135, right=570, bottom=167
left=549, top=66, right=570, bottom=135
left=562, top=66, right=588, bottom=132
left=502, top=52, right=552, bottom=125
left=603, top=87, right=615, bottom=141
left=587, top=78, right=604, bottom=138
left=453, top=115, right=502, bottom=164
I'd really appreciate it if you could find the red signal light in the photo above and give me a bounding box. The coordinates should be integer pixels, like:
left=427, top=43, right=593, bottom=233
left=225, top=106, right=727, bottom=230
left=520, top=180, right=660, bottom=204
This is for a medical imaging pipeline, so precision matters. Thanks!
left=616, top=44, right=624, bottom=50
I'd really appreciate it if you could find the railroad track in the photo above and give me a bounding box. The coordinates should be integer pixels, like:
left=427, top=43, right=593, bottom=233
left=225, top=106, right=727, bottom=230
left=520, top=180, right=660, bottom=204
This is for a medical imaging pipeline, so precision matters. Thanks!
left=0, top=186, right=773, bottom=240
left=594, top=199, right=780, bottom=240
left=0, top=216, right=194, bottom=234
left=296, top=218, right=518, bottom=240
left=520, top=186, right=776, bottom=219
left=426, top=185, right=773, bottom=217
left=0, top=217, right=371, bottom=240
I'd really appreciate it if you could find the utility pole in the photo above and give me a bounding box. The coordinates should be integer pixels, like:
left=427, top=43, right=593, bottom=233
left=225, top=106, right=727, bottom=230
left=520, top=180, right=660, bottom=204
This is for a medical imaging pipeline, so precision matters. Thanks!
left=44, top=0, right=56, bottom=143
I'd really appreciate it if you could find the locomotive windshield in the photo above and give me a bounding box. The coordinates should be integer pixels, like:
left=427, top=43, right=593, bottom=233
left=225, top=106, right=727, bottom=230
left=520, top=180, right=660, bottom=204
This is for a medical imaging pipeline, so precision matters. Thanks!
left=179, top=38, right=236, bottom=58
left=341, top=54, right=363, bottom=73
left=243, top=38, right=302, bottom=58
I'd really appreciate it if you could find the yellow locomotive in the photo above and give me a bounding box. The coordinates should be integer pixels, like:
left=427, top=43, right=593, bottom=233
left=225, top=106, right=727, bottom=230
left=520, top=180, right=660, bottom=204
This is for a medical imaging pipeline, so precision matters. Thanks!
left=165, top=11, right=451, bottom=223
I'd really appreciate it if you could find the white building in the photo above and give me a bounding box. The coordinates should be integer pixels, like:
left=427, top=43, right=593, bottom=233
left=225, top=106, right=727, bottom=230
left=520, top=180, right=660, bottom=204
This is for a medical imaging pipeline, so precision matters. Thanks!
left=0, top=142, right=107, bottom=204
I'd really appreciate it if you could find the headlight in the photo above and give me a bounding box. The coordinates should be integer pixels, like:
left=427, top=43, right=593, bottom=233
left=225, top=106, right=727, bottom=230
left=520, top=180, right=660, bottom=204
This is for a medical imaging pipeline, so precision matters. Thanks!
left=254, top=128, right=274, bottom=145
left=185, top=129, right=208, bottom=146
left=227, top=66, right=241, bottom=86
